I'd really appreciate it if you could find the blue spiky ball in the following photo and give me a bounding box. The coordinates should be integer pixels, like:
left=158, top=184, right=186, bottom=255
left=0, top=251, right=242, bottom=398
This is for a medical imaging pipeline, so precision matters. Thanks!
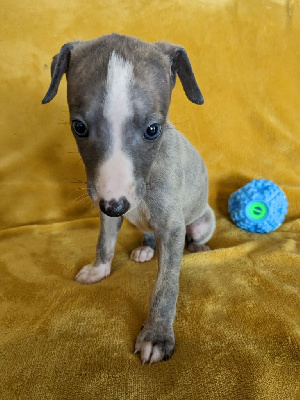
left=228, top=179, right=288, bottom=233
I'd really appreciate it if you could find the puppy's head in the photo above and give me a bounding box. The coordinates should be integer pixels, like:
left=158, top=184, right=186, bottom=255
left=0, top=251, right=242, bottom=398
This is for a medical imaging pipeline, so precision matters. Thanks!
left=42, top=34, right=204, bottom=217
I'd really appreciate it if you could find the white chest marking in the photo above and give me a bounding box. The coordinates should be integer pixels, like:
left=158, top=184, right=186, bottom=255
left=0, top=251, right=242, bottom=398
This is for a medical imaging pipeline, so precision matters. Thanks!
left=125, top=201, right=153, bottom=232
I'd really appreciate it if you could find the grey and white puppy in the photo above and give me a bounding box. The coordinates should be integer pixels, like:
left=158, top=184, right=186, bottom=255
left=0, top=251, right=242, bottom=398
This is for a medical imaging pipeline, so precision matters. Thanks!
left=42, top=33, right=215, bottom=364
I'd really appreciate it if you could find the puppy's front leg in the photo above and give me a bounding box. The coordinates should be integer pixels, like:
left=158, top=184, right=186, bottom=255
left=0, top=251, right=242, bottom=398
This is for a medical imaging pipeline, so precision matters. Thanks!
left=135, top=221, right=185, bottom=364
left=75, top=213, right=122, bottom=284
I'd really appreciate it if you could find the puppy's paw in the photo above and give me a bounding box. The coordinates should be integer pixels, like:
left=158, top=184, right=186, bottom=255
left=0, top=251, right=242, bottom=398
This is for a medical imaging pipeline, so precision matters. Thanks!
left=187, top=243, right=210, bottom=253
left=134, top=324, right=175, bottom=364
left=130, top=246, right=154, bottom=263
left=75, top=262, right=111, bottom=284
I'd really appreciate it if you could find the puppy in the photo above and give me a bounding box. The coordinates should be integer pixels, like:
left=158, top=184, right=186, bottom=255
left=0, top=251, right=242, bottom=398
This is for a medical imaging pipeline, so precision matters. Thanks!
left=42, top=33, right=216, bottom=364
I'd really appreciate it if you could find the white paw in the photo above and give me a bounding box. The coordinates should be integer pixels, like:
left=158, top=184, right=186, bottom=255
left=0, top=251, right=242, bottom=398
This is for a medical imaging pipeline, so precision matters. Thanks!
left=75, top=262, right=111, bottom=284
left=130, top=246, right=154, bottom=263
left=135, top=341, right=164, bottom=365
left=134, top=324, right=175, bottom=364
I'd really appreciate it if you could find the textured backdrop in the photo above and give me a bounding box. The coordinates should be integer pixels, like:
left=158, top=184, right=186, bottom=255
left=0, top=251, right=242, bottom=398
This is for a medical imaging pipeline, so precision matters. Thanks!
left=1, top=0, right=300, bottom=399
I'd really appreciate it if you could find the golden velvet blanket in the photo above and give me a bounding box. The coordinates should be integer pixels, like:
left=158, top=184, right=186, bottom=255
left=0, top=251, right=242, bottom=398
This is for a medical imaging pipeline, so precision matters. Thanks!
left=1, top=0, right=299, bottom=398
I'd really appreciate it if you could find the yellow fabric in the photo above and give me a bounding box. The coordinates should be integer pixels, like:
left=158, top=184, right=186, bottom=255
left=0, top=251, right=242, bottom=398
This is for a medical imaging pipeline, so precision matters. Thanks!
left=1, top=0, right=300, bottom=398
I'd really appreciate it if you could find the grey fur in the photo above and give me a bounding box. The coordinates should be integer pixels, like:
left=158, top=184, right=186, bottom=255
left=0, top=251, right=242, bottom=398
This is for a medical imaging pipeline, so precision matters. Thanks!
left=42, top=33, right=216, bottom=364
left=97, top=214, right=123, bottom=264
left=142, top=232, right=156, bottom=250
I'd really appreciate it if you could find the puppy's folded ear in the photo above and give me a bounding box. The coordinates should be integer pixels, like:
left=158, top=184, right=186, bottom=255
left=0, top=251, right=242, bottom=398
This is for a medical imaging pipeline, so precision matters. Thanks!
left=42, top=42, right=78, bottom=104
left=155, top=42, right=204, bottom=105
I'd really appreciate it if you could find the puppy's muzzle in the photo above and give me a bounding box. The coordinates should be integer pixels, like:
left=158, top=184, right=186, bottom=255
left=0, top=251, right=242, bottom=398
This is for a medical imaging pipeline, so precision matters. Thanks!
left=99, top=197, right=130, bottom=217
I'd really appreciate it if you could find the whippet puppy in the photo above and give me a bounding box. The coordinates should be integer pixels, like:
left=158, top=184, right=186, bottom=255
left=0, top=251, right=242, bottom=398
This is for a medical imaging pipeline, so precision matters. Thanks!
left=42, top=33, right=216, bottom=364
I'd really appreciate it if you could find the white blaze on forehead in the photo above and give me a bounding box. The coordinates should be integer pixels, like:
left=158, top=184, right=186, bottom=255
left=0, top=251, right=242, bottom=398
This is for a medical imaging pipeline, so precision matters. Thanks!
left=103, top=51, right=134, bottom=133
left=98, top=52, right=136, bottom=204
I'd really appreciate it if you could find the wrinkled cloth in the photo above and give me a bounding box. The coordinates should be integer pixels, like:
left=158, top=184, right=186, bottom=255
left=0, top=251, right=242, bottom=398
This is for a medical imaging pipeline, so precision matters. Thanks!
left=1, top=0, right=299, bottom=398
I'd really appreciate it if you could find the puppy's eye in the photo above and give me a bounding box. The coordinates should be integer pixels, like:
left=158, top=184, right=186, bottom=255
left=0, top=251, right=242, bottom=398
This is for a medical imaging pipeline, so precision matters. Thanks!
left=72, top=120, right=89, bottom=137
left=144, top=123, right=162, bottom=141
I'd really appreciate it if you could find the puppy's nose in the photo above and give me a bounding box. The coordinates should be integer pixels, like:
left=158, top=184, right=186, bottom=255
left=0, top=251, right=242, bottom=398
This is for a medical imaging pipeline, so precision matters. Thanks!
left=99, top=197, right=130, bottom=217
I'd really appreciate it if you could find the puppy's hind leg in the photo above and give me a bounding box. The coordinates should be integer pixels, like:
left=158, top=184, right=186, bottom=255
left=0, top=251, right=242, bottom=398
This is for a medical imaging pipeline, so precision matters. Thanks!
left=130, top=232, right=155, bottom=263
left=186, top=205, right=216, bottom=253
